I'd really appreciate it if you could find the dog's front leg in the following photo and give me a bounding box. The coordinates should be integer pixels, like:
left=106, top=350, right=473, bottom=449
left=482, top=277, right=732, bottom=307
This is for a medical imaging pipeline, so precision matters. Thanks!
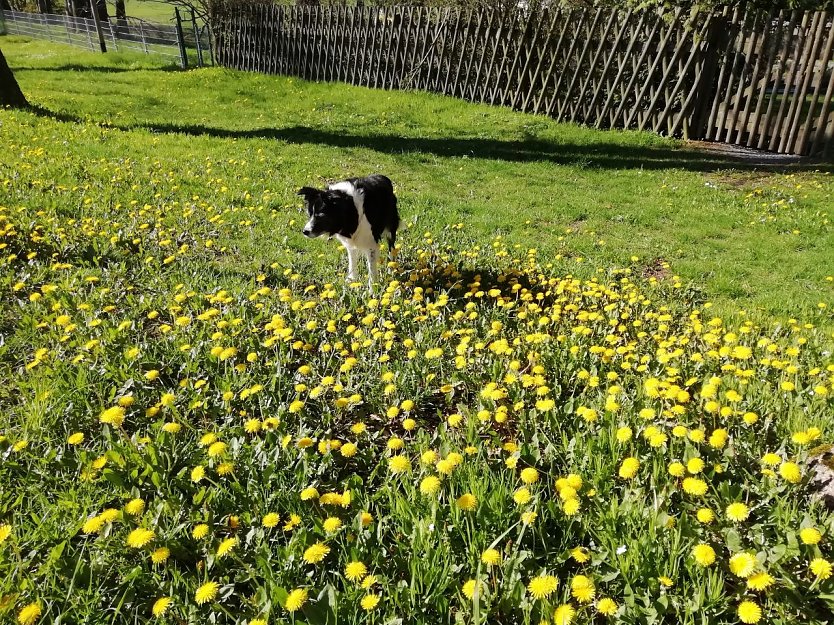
left=365, top=247, right=379, bottom=288
left=346, top=247, right=359, bottom=282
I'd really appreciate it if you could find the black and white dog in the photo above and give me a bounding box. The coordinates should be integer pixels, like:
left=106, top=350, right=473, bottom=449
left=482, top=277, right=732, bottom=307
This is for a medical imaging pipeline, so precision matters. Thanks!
left=298, top=174, right=399, bottom=287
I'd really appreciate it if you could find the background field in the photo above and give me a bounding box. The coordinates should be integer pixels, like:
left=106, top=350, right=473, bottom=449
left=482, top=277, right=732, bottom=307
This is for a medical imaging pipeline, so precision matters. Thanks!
left=2, top=35, right=834, bottom=625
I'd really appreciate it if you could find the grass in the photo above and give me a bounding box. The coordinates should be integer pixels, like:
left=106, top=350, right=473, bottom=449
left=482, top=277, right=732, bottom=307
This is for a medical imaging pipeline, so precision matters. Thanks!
left=1, top=35, right=834, bottom=625
left=4, top=36, right=834, bottom=327
left=122, top=0, right=177, bottom=23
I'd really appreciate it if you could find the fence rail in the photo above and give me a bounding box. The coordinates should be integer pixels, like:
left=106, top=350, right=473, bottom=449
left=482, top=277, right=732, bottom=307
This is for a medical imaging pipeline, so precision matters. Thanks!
left=215, top=4, right=834, bottom=157
left=0, top=9, right=212, bottom=67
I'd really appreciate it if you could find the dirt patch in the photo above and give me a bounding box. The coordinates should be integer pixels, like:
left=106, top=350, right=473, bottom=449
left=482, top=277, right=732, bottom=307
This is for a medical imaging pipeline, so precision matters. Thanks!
left=642, top=257, right=670, bottom=280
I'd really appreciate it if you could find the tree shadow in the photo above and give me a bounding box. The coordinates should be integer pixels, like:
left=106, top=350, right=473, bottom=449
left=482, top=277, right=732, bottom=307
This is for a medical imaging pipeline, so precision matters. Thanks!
left=23, top=106, right=834, bottom=172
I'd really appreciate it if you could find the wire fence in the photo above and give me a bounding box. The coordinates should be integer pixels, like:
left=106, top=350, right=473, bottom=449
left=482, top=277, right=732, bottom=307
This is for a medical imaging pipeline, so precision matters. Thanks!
left=0, top=9, right=212, bottom=67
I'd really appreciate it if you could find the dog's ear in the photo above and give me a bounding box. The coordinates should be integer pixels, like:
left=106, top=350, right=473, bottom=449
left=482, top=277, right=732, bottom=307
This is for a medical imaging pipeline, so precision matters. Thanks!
left=297, top=186, right=320, bottom=201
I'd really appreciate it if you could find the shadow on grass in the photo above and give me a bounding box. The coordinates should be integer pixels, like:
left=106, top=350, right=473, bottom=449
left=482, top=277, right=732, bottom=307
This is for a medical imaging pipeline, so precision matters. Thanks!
left=25, top=107, right=834, bottom=172
left=15, top=63, right=185, bottom=73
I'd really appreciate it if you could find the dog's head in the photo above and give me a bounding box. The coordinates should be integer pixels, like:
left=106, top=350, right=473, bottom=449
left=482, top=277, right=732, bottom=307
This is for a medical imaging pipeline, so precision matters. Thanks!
left=298, top=186, right=353, bottom=238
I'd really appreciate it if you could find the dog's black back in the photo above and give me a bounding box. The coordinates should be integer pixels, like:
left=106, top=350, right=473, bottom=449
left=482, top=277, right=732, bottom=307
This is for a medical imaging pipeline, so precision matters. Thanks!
left=346, top=174, right=399, bottom=245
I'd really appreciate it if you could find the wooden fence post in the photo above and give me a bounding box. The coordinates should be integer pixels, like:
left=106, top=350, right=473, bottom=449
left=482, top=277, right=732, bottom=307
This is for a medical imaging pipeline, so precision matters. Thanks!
left=89, top=0, right=106, bottom=52
left=191, top=8, right=203, bottom=67
left=175, top=7, right=188, bottom=68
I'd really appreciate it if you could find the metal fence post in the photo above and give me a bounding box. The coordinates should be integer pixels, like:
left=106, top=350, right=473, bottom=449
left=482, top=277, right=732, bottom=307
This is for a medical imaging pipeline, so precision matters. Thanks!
left=0, top=10, right=7, bottom=35
left=191, top=7, right=203, bottom=67
left=174, top=8, right=189, bottom=68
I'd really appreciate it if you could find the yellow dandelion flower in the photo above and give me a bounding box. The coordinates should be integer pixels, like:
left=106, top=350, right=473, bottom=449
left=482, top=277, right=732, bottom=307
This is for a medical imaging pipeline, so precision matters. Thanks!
left=570, top=575, right=595, bottom=603
left=779, top=462, right=801, bottom=483
left=191, top=465, right=206, bottom=483
left=681, top=477, right=708, bottom=496
left=151, top=597, right=172, bottom=617
left=520, top=467, right=540, bottom=484
left=151, top=546, right=170, bottom=564
left=285, top=588, right=308, bottom=612
left=481, top=548, right=502, bottom=566
left=126, top=528, right=155, bottom=548
left=800, top=527, right=822, bottom=545
left=124, top=498, right=145, bottom=516
left=388, top=455, right=411, bottom=474
left=462, top=579, right=485, bottom=600
left=194, top=581, right=219, bottom=605
left=99, top=406, right=125, bottom=427
left=725, top=502, right=750, bottom=522
left=737, top=600, right=761, bottom=624
left=303, top=542, right=330, bottom=564
left=810, top=557, right=833, bottom=580
left=527, top=575, right=558, bottom=600
left=17, top=602, right=42, bottom=625
left=456, top=493, right=477, bottom=511
left=618, top=457, right=639, bottom=479
left=420, top=476, right=441, bottom=496
left=729, top=552, right=757, bottom=578
left=262, top=513, right=280, bottom=528
left=692, top=543, right=716, bottom=567
left=553, top=603, right=576, bottom=625
left=192, top=524, right=210, bottom=539
left=345, top=561, right=367, bottom=582
left=696, top=508, right=715, bottom=524
left=323, top=517, right=342, bottom=533
left=67, top=432, right=84, bottom=445
left=217, top=536, right=237, bottom=557
left=360, top=593, right=381, bottom=610
left=747, top=571, right=775, bottom=591
left=82, top=516, right=105, bottom=534
left=570, top=546, right=590, bottom=563
left=597, top=597, right=617, bottom=616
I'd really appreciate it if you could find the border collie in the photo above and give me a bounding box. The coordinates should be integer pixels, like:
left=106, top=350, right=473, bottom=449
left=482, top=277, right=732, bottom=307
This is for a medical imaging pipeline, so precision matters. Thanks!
left=298, top=174, right=399, bottom=287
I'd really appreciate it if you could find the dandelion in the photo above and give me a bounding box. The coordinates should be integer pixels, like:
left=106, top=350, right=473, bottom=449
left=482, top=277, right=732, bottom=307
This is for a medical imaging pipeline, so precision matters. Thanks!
left=462, top=579, right=485, bottom=600
left=553, top=604, right=576, bottom=625
left=217, top=537, right=237, bottom=557
left=696, top=508, right=714, bottom=524
left=514, top=487, right=532, bottom=505
left=207, top=441, right=227, bottom=457
left=285, top=588, right=308, bottom=612
left=528, top=575, right=558, bottom=600
left=151, top=597, right=172, bottom=617
left=191, top=466, right=206, bottom=483
left=725, top=502, right=750, bottom=522
left=570, top=575, right=595, bottom=603
left=345, top=561, right=367, bottom=582
left=570, top=546, right=590, bottom=563
left=729, top=552, right=757, bottom=578
left=618, top=457, right=639, bottom=479
left=520, top=467, right=540, bottom=484
left=682, top=477, right=708, bottom=496
left=800, top=527, right=822, bottom=545
left=194, top=581, right=219, bottom=605
left=456, top=493, right=477, bottom=511
left=481, top=548, right=501, bottom=566
left=420, top=476, right=441, bottom=496
left=67, top=432, right=84, bottom=445
left=17, top=603, right=41, bottom=625
left=126, top=528, right=155, bottom=548
left=692, top=544, right=716, bottom=567
left=262, top=513, right=280, bottom=528
left=747, top=571, right=775, bottom=591
left=360, top=594, right=381, bottom=610
left=737, top=600, right=762, bottom=624
left=192, top=524, right=210, bottom=540
left=810, top=557, right=833, bottom=580
left=124, top=499, right=145, bottom=516
left=779, top=461, right=801, bottom=483
left=323, top=517, right=342, bottom=533
left=597, top=597, right=617, bottom=616
left=303, top=542, right=330, bottom=564
left=99, top=406, right=125, bottom=427
left=151, top=547, right=170, bottom=564
left=388, top=455, right=411, bottom=474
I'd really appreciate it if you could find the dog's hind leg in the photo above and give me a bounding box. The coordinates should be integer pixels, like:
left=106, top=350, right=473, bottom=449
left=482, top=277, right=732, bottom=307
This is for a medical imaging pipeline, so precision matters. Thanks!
left=386, top=231, right=398, bottom=262
left=346, top=247, right=359, bottom=282
left=365, top=247, right=379, bottom=288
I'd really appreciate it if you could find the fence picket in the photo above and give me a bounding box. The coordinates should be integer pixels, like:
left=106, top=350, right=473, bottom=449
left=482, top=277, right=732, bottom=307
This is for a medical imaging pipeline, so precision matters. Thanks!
left=783, top=11, right=828, bottom=153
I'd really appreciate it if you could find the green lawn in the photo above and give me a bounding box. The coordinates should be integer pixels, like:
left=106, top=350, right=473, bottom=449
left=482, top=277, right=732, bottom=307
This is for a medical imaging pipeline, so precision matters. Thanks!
left=121, top=0, right=176, bottom=23
left=1, top=35, right=834, bottom=625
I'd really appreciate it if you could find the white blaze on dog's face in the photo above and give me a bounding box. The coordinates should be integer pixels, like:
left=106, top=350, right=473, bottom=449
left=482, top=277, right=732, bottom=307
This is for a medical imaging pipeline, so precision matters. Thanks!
left=297, top=186, right=357, bottom=239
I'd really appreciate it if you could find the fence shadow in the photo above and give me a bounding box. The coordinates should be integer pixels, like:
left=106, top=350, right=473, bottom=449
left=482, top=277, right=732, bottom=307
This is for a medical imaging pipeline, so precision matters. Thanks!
left=23, top=107, right=833, bottom=172
left=130, top=122, right=834, bottom=172
left=14, top=63, right=185, bottom=73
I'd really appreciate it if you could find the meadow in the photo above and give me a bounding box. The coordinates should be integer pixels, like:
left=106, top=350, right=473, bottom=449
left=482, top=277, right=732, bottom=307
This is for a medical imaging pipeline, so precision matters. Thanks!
left=1, top=35, right=834, bottom=625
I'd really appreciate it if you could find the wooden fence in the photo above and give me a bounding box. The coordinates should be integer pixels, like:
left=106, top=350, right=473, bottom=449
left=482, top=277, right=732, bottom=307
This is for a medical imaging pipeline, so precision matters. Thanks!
left=213, top=4, right=834, bottom=157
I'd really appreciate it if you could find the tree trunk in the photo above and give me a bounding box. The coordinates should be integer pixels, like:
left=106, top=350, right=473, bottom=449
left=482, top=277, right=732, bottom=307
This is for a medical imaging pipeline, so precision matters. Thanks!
left=0, top=48, right=29, bottom=109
